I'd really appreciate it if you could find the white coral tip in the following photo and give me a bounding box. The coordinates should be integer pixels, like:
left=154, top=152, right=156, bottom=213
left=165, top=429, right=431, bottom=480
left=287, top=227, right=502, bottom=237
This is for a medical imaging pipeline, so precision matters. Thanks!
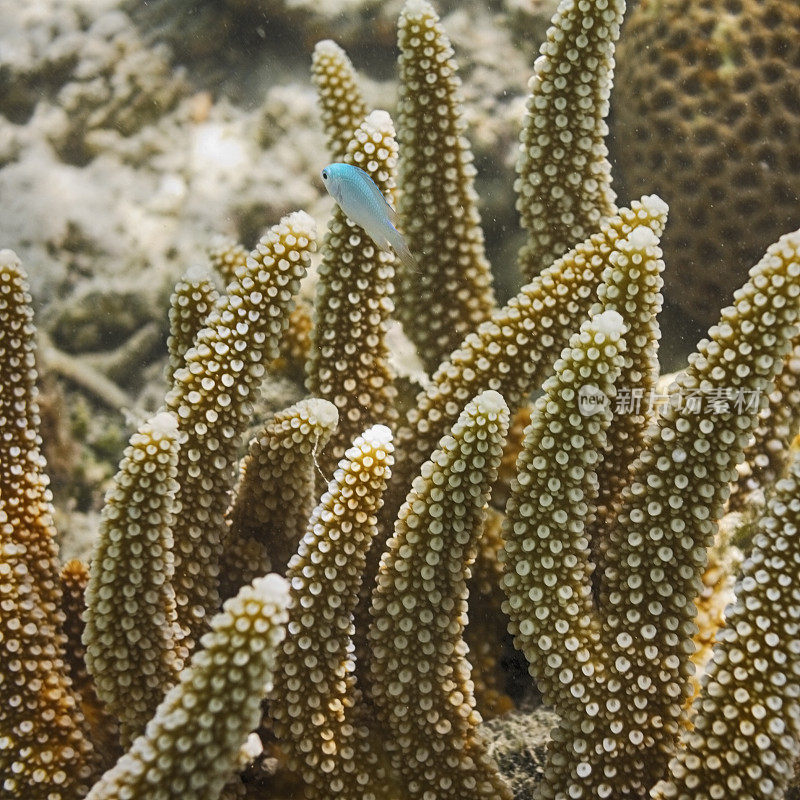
left=147, top=411, right=179, bottom=437
left=627, top=225, right=659, bottom=251
left=362, top=424, right=394, bottom=450
left=251, top=573, right=291, bottom=608
left=475, top=389, right=508, bottom=416
left=591, top=309, right=626, bottom=337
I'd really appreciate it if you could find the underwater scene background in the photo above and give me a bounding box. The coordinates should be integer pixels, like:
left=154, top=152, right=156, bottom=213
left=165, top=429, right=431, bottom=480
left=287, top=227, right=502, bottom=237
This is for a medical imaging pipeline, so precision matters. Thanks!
left=1, top=0, right=800, bottom=798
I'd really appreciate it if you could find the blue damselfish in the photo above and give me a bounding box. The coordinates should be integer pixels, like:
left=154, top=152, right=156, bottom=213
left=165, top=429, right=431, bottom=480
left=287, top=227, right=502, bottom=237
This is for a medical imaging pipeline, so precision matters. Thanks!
left=321, top=163, right=416, bottom=270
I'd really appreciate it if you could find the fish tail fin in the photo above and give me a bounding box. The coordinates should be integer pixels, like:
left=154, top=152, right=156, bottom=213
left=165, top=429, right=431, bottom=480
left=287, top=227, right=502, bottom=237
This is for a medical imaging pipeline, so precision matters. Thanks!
left=395, top=242, right=419, bottom=272
left=388, top=230, right=419, bottom=272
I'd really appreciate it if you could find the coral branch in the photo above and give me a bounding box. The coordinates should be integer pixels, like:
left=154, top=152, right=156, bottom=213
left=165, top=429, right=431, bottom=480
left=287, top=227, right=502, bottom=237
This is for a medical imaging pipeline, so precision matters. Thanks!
left=501, top=309, right=627, bottom=710
left=0, top=250, right=98, bottom=799
left=369, top=390, right=511, bottom=800
left=653, top=450, right=800, bottom=800
left=731, top=331, right=800, bottom=507
left=596, top=228, right=800, bottom=795
left=0, top=250, right=63, bottom=614
left=312, top=39, right=369, bottom=163
left=226, top=397, right=339, bottom=574
left=165, top=211, right=316, bottom=640
left=515, top=0, right=622, bottom=281
left=83, top=411, right=183, bottom=745
left=207, top=237, right=248, bottom=287
left=166, top=266, right=219, bottom=386
left=391, top=195, right=668, bottom=515
left=306, top=110, right=399, bottom=476
left=271, top=425, right=394, bottom=799
left=395, top=0, right=496, bottom=372
left=86, top=575, right=289, bottom=800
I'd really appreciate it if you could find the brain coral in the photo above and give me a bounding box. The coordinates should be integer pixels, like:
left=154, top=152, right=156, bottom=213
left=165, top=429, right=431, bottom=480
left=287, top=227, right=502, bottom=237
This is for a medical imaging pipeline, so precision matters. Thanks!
left=610, top=0, right=800, bottom=325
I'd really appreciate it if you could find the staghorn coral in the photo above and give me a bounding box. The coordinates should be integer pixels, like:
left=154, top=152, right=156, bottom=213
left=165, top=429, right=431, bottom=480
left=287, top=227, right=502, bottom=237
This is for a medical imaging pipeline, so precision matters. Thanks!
left=207, top=238, right=250, bottom=288
left=57, top=559, right=120, bottom=769
left=166, top=267, right=220, bottom=386
left=502, top=228, right=800, bottom=798
left=501, top=305, right=629, bottom=712
left=596, top=230, right=800, bottom=795
left=164, top=211, right=317, bottom=642
left=270, top=423, right=395, bottom=799
left=226, top=397, right=339, bottom=577
left=393, top=0, right=496, bottom=373
left=306, top=109, right=399, bottom=476
left=389, top=193, right=668, bottom=518
left=311, top=39, right=369, bottom=163
left=576, top=223, right=663, bottom=574
left=0, top=250, right=64, bottom=618
left=515, top=0, right=621, bottom=282
left=730, top=332, right=800, bottom=508
left=685, top=511, right=743, bottom=706
left=653, top=449, right=800, bottom=800
left=368, top=390, right=512, bottom=800
left=85, top=574, right=290, bottom=800
left=83, top=411, right=184, bottom=746
left=0, top=249, right=99, bottom=798
left=3, top=2, right=800, bottom=800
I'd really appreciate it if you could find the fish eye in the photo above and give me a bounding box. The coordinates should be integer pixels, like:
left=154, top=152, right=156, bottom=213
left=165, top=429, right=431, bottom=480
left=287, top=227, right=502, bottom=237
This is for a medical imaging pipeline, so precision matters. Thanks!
left=321, top=169, right=328, bottom=180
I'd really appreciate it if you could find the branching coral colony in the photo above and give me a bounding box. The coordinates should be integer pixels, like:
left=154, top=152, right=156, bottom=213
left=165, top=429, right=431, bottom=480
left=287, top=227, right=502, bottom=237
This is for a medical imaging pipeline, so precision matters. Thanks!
left=1, top=1, right=800, bottom=799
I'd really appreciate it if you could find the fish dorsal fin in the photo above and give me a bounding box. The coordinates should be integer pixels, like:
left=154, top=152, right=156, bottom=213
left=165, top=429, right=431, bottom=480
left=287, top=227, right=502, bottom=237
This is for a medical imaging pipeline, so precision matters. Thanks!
left=360, top=169, right=399, bottom=225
